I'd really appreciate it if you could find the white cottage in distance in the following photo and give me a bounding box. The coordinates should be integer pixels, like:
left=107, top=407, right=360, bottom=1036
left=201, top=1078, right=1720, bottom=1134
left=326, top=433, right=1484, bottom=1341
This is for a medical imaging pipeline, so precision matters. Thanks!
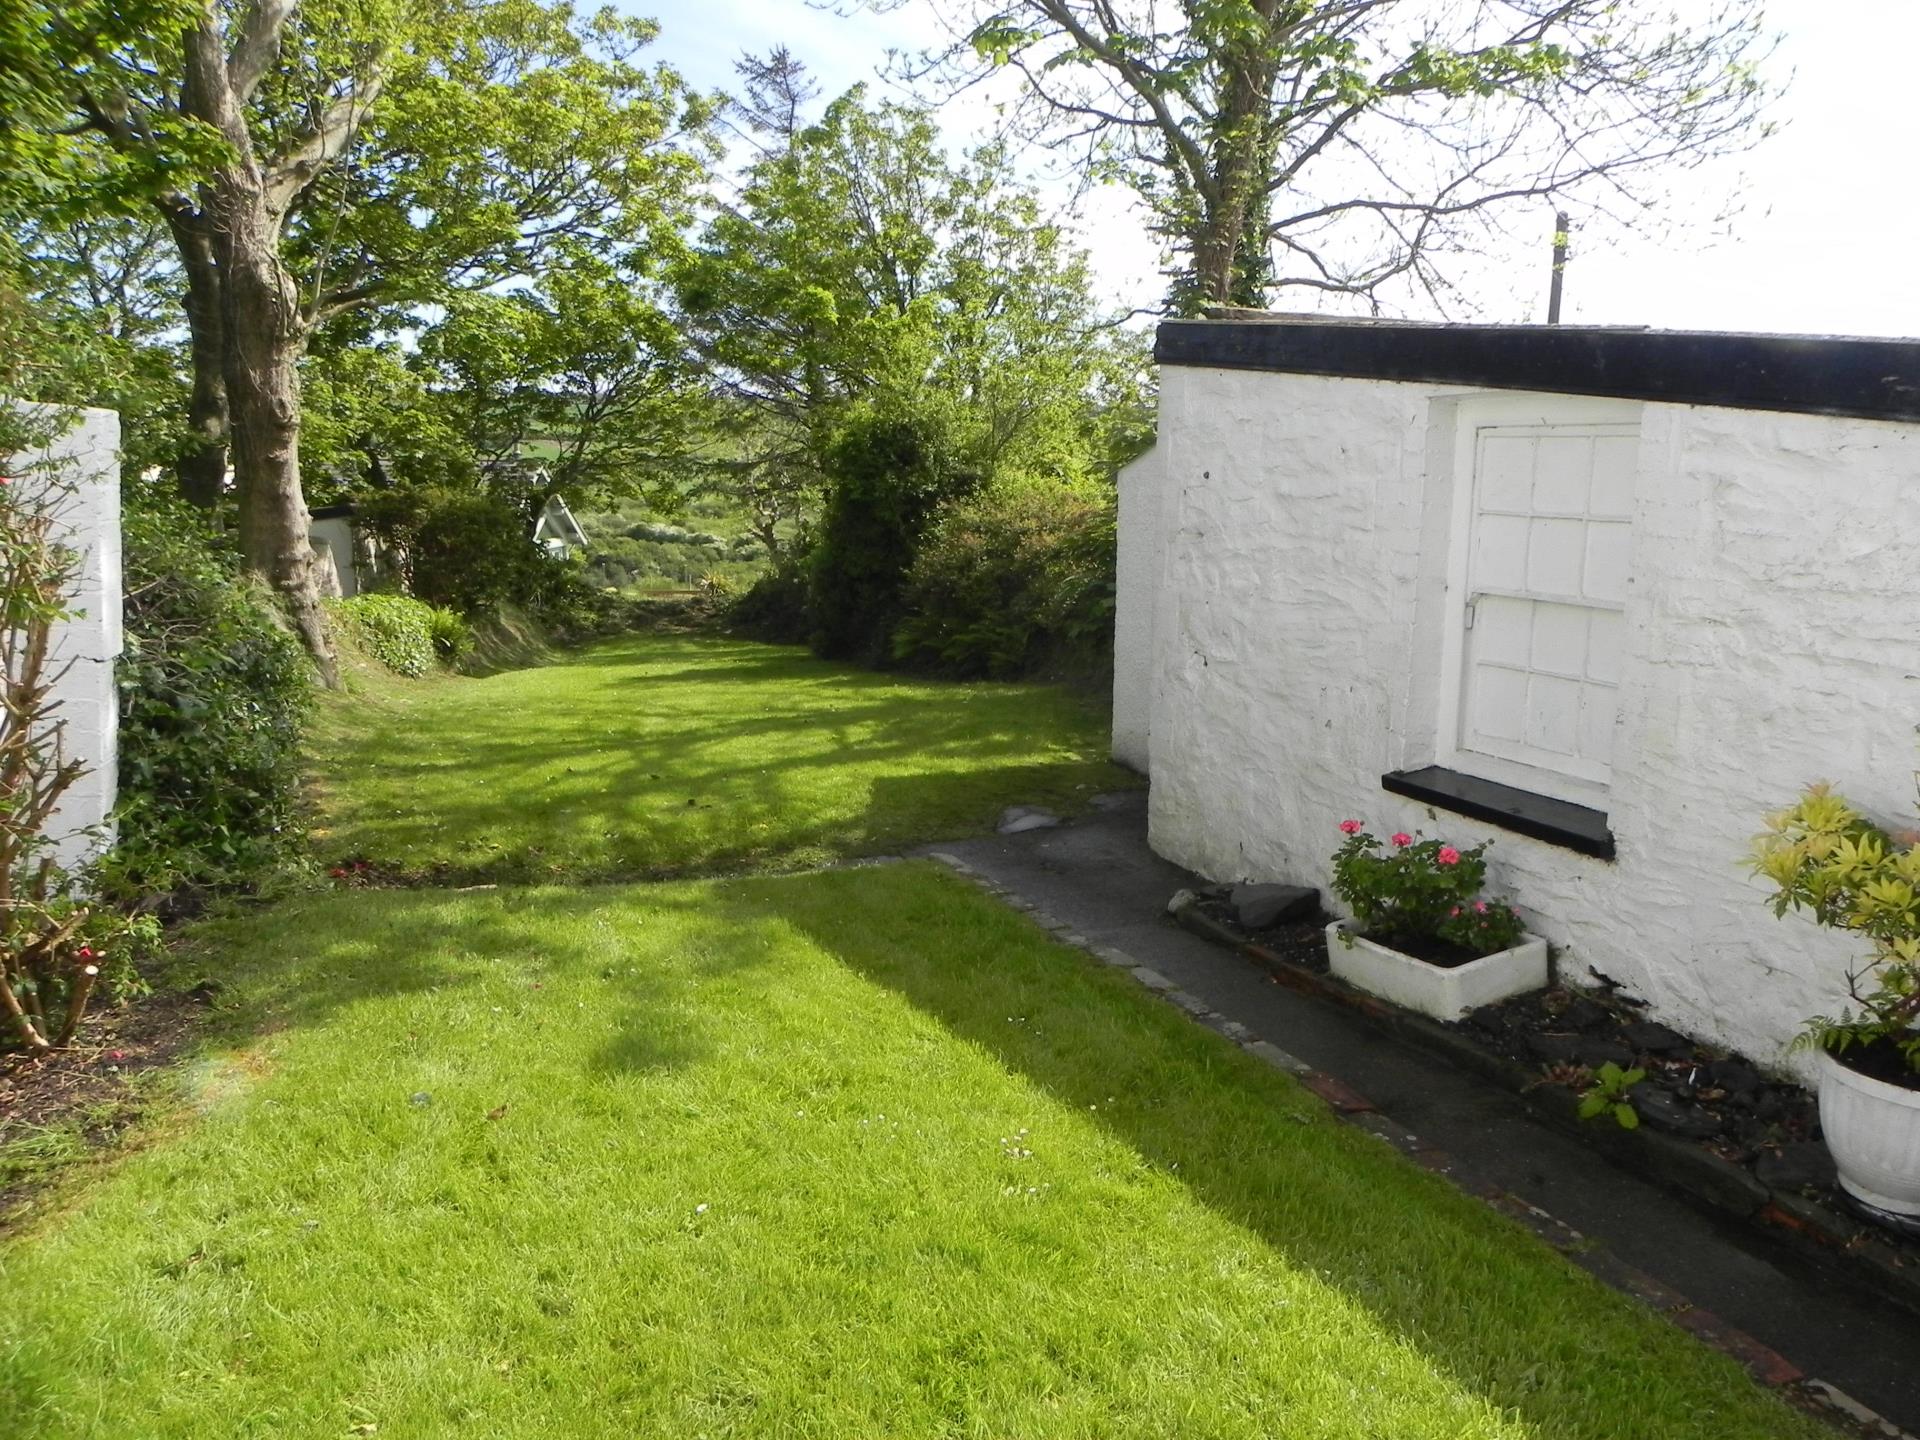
left=1114, top=315, right=1920, bottom=1072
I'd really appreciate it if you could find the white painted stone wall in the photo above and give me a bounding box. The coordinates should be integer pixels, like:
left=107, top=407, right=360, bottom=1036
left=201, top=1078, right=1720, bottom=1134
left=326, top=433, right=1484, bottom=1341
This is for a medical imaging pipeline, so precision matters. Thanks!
left=1130, top=365, right=1920, bottom=1074
left=1111, top=444, right=1161, bottom=772
left=8, top=406, right=121, bottom=869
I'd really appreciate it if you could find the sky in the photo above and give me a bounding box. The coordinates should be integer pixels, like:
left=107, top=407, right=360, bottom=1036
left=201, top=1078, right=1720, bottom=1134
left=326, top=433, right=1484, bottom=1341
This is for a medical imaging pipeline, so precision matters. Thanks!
left=635, top=0, right=1920, bottom=338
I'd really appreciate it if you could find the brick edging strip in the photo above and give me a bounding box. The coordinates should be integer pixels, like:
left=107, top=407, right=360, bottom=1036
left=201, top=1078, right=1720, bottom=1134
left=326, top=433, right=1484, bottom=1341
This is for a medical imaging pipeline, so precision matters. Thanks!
left=924, top=853, right=1917, bottom=1440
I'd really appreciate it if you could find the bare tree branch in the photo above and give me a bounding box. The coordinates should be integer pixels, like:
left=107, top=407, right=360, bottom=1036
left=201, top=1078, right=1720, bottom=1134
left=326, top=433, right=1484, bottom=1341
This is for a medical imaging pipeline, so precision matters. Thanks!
left=227, top=0, right=298, bottom=105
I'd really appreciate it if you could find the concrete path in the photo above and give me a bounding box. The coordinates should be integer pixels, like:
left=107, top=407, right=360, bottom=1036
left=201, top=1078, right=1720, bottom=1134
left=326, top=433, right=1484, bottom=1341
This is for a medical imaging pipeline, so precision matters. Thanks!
left=921, top=792, right=1920, bottom=1433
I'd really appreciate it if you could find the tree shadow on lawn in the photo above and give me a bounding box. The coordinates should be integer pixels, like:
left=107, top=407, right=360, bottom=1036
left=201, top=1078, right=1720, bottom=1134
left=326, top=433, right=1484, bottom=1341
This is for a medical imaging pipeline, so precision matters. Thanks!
left=186, top=883, right=790, bottom=1081
left=761, top=863, right=1813, bottom=1440
left=318, top=687, right=1131, bottom=883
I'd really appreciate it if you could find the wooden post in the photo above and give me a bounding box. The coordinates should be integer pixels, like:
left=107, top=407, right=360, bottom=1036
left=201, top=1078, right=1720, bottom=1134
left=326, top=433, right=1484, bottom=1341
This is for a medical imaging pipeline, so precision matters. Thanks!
left=1547, top=211, right=1571, bottom=325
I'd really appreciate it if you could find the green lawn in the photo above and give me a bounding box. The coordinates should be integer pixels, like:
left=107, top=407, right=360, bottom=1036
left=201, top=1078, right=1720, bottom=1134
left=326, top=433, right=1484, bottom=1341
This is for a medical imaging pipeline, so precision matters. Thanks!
left=308, top=635, right=1134, bottom=881
left=0, top=866, right=1820, bottom=1439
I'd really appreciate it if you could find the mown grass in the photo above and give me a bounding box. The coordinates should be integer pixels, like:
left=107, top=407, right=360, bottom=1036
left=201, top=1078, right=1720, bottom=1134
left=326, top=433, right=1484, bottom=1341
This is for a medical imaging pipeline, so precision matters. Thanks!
left=0, top=866, right=1821, bottom=1439
left=305, top=633, right=1134, bottom=882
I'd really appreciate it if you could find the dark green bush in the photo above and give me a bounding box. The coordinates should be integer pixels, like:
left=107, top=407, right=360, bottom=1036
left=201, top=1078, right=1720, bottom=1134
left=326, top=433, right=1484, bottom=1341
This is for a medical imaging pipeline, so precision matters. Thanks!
left=808, top=409, right=978, bottom=666
left=728, top=557, right=813, bottom=644
left=110, top=498, right=311, bottom=894
left=893, top=484, right=1117, bottom=679
left=357, top=486, right=572, bottom=618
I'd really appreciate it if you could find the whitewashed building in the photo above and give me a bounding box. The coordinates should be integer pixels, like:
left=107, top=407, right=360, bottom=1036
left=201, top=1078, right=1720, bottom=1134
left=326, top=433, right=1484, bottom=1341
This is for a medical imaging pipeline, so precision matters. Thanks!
left=1115, top=318, right=1920, bottom=1072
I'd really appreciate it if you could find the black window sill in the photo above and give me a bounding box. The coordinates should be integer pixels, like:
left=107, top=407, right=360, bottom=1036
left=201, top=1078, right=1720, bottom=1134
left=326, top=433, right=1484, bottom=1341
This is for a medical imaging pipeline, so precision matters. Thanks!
left=1381, top=766, right=1615, bottom=860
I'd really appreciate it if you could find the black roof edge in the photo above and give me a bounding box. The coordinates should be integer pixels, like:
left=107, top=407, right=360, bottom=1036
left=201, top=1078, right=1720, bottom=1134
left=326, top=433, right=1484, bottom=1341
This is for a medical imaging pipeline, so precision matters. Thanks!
left=309, top=501, right=356, bottom=520
left=1154, top=318, right=1920, bottom=424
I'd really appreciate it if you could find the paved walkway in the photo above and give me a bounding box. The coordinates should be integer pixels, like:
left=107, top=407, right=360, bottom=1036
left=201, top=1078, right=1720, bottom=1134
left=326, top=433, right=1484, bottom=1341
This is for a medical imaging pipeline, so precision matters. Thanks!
left=921, top=792, right=1920, bottom=1433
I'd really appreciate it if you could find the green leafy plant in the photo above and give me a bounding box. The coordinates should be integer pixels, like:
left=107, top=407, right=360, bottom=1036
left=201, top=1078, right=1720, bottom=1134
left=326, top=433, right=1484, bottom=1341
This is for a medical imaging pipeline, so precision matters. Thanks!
left=426, top=606, right=474, bottom=663
left=1750, top=780, right=1920, bottom=1070
left=1577, top=1061, right=1646, bottom=1129
left=329, top=593, right=443, bottom=678
left=111, top=495, right=310, bottom=895
left=893, top=483, right=1116, bottom=679
left=1329, top=821, right=1526, bottom=956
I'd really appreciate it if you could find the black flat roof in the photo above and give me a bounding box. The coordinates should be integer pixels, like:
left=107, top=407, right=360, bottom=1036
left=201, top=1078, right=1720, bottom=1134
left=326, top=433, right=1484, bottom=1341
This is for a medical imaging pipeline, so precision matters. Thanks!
left=1154, top=317, right=1920, bottom=423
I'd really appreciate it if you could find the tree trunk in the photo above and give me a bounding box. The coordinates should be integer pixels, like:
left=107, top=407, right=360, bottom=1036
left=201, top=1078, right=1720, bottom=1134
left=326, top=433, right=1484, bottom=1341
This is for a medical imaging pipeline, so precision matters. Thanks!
left=217, top=206, right=338, bottom=687
left=1192, top=0, right=1285, bottom=309
left=179, top=11, right=339, bottom=686
left=168, top=214, right=230, bottom=507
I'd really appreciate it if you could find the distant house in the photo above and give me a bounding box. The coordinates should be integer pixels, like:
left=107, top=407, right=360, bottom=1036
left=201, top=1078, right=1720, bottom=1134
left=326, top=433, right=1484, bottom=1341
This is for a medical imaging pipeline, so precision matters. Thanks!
left=1114, top=316, right=1920, bottom=1075
left=479, top=459, right=590, bottom=558
left=308, top=501, right=380, bottom=598
left=533, top=494, right=588, bottom=557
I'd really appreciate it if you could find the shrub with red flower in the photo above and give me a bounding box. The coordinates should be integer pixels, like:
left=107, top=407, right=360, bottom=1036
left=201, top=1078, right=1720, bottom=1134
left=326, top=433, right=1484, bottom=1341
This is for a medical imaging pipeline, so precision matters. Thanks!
left=1329, top=822, right=1526, bottom=956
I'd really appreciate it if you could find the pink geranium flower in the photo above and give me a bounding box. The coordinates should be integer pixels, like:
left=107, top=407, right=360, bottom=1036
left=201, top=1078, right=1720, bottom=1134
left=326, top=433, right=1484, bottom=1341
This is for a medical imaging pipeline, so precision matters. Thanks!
left=1390, top=832, right=1412, bottom=848
left=1449, top=906, right=1460, bottom=917
left=1473, top=901, right=1487, bottom=914
left=1436, top=846, right=1461, bottom=865
left=1339, top=819, right=1363, bottom=835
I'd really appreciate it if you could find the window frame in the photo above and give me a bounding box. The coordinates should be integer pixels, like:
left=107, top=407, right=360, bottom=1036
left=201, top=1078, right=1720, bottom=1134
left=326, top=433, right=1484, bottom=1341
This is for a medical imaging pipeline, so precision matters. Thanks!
left=1435, top=394, right=1642, bottom=811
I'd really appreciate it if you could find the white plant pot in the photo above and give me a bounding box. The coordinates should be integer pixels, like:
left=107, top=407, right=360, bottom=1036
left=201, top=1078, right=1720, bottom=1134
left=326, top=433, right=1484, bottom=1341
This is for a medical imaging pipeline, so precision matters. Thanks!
left=1324, top=921, right=1550, bottom=1022
left=1816, top=1048, right=1920, bottom=1217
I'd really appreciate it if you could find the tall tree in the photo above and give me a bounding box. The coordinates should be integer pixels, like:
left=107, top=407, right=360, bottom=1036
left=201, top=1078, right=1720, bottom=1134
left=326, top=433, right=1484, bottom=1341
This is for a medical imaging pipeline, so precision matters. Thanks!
left=46, top=0, right=713, bottom=679
left=0, top=0, right=212, bottom=460
left=679, top=82, right=1143, bottom=549
left=680, top=77, right=1148, bottom=656
left=897, top=0, right=1777, bottom=312
left=411, top=244, right=702, bottom=518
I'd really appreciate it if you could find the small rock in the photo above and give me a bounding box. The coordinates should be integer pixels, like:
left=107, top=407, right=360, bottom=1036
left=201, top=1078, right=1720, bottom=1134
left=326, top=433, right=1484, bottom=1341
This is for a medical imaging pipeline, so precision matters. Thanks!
left=1558, top=997, right=1610, bottom=1032
left=1620, top=1020, right=1693, bottom=1057
left=1526, top=1032, right=1582, bottom=1065
left=1634, top=1088, right=1721, bottom=1139
left=408, top=1091, right=432, bottom=1107
left=1707, top=1058, right=1763, bottom=1096
left=1165, top=888, right=1197, bottom=916
left=1229, top=882, right=1318, bottom=930
left=1574, top=1039, right=1637, bottom=1070
left=997, top=806, right=1062, bottom=835
left=1753, top=1141, right=1837, bottom=1193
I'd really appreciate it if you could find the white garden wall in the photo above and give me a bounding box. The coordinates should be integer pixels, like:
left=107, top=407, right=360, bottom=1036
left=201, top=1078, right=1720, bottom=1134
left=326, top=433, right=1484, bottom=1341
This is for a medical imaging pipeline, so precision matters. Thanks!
left=8, top=405, right=122, bottom=869
left=1111, top=443, right=1161, bottom=772
left=1124, top=326, right=1920, bottom=1074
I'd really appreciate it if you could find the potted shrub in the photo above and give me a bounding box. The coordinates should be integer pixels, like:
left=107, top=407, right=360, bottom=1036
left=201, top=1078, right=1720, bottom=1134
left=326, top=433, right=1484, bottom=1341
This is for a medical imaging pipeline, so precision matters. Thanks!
left=1324, top=820, right=1548, bottom=1020
left=1751, top=782, right=1920, bottom=1217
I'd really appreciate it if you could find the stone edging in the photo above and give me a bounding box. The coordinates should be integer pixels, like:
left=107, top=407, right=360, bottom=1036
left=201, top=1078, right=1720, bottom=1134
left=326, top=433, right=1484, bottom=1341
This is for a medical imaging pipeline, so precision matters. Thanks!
left=924, top=852, right=1917, bottom=1440
left=1167, top=904, right=1920, bottom=1327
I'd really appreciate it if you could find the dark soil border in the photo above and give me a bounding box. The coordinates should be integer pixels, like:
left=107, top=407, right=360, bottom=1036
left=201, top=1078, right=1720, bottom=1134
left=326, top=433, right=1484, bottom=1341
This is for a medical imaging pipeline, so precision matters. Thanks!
left=0, top=985, right=217, bottom=1230
left=1168, top=901, right=1920, bottom=1327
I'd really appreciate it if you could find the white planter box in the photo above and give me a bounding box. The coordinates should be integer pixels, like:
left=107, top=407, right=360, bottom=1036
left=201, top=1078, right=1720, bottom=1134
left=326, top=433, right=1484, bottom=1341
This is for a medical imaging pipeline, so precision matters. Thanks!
left=1817, top=1048, right=1920, bottom=1217
left=1324, top=921, right=1550, bottom=1021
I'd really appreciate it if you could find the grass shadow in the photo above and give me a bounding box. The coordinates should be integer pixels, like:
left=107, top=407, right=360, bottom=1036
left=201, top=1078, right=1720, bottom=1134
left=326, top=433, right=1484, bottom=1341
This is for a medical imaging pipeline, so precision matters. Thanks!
left=763, top=863, right=1819, bottom=1440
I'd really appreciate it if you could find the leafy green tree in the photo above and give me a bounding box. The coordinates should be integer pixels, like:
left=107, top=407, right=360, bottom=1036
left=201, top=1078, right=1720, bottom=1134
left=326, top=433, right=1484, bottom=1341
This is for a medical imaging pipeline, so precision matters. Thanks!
left=0, top=0, right=211, bottom=462
left=411, top=244, right=703, bottom=519
left=680, top=78, right=1147, bottom=576
left=898, top=0, right=1778, bottom=312
left=39, top=0, right=715, bottom=680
